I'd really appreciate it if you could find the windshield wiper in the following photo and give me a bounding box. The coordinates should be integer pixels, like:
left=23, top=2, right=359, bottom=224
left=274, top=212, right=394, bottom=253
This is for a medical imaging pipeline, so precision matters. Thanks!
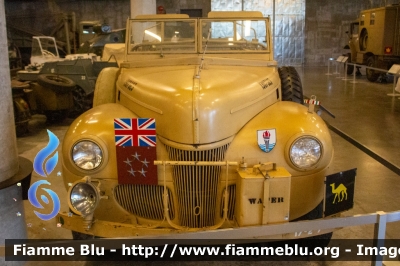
left=196, top=27, right=211, bottom=78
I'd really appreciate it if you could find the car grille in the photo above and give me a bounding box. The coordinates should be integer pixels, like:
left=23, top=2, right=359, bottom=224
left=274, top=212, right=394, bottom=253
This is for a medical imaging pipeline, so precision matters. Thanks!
left=114, top=184, right=175, bottom=220
left=166, top=143, right=230, bottom=228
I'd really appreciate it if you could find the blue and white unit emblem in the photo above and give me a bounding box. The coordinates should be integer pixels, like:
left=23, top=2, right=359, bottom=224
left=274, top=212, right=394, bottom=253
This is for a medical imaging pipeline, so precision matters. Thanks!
left=257, top=129, right=276, bottom=153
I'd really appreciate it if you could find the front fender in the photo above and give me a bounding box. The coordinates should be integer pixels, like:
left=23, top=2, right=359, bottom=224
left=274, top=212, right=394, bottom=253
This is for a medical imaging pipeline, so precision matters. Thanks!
left=61, top=103, right=137, bottom=188
left=227, top=101, right=333, bottom=175
left=226, top=101, right=333, bottom=219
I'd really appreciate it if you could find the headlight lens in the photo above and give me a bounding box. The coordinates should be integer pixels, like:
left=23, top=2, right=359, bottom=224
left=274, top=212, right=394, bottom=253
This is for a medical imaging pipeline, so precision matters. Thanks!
left=290, top=137, right=322, bottom=168
left=72, top=140, right=102, bottom=170
left=70, top=182, right=99, bottom=216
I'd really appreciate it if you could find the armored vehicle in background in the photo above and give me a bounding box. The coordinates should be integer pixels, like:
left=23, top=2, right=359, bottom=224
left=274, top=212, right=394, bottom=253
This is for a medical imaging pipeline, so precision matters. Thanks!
left=17, top=36, right=118, bottom=121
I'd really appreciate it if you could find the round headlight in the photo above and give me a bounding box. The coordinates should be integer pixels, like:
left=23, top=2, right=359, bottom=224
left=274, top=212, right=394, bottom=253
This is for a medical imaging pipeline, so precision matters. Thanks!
left=72, top=140, right=102, bottom=170
left=289, top=137, right=322, bottom=169
left=70, top=182, right=99, bottom=216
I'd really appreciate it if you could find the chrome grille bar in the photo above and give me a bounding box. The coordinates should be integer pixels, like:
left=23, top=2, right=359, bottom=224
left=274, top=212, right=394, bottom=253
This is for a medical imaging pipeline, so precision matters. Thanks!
left=114, top=184, right=174, bottom=220
left=162, top=143, right=232, bottom=228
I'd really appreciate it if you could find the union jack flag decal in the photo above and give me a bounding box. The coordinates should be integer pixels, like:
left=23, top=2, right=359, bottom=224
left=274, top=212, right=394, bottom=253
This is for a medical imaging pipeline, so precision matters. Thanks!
left=114, top=118, right=156, bottom=147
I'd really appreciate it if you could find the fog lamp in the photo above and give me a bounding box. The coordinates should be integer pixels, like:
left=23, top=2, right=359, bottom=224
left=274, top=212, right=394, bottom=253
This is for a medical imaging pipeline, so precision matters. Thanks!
left=69, top=182, right=99, bottom=216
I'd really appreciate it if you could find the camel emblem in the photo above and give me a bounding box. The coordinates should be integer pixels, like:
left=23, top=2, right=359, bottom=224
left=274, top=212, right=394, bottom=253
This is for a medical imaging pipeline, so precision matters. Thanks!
left=330, top=183, right=347, bottom=204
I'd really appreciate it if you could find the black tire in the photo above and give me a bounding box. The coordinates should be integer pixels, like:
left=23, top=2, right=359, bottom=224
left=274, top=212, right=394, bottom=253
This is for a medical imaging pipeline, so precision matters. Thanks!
left=359, top=28, right=368, bottom=51
left=37, top=74, right=76, bottom=92
left=278, top=66, right=304, bottom=104
left=69, top=86, right=92, bottom=118
left=366, top=56, right=380, bottom=82
left=346, top=64, right=354, bottom=75
left=344, top=53, right=354, bottom=75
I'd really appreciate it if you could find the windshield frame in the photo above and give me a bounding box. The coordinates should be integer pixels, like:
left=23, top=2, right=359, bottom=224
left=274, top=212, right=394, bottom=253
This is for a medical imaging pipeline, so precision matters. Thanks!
left=31, top=36, right=60, bottom=58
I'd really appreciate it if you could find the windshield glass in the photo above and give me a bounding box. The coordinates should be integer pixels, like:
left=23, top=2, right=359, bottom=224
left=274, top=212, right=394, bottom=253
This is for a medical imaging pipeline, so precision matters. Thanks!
left=127, top=17, right=269, bottom=54
left=200, top=19, right=268, bottom=52
left=128, top=19, right=197, bottom=54
left=350, top=22, right=359, bottom=36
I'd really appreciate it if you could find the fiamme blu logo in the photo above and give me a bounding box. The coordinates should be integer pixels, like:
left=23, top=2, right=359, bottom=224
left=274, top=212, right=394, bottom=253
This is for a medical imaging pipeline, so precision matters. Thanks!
left=28, top=130, right=61, bottom=220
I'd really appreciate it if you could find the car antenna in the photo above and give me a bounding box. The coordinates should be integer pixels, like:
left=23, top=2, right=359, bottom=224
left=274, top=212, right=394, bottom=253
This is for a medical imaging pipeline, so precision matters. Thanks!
left=196, top=27, right=211, bottom=78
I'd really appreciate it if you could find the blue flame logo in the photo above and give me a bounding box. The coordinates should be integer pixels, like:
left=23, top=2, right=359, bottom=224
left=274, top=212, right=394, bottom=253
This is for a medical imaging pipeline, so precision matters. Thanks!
left=28, top=130, right=61, bottom=221
left=33, top=130, right=59, bottom=177
left=28, top=180, right=60, bottom=220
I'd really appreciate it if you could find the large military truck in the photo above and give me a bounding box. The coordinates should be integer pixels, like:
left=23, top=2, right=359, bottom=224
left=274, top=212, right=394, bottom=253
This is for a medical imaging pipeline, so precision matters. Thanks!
left=56, top=11, right=356, bottom=242
left=346, top=5, right=400, bottom=81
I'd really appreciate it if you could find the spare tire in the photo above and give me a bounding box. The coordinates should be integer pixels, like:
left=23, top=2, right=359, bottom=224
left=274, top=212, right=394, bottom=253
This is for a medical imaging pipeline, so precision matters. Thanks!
left=37, top=74, right=76, bottom=93
left=278, top=66, right=304, bottom=104
left=359, top=28, right=368, bottom=51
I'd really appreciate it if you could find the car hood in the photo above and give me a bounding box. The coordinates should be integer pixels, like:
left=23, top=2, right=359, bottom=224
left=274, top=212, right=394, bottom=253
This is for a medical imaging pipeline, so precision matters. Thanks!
left=116, top=64, right=280, bottom=145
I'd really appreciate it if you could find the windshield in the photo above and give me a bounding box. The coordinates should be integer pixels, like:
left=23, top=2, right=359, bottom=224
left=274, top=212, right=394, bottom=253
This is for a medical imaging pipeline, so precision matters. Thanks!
left=31, top=37, right=59, bottom=57
left=200, top=19, right=268, bottom=52
left=350, top=22, right=359, bottom=36
left=128, top=17, right=269, bottom=54
left=129, top=19, right=197, bottom=54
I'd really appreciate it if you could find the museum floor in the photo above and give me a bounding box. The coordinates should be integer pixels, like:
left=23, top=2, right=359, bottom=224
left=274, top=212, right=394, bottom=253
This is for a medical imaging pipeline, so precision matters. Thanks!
left=16, top=65, right=400, bottom=266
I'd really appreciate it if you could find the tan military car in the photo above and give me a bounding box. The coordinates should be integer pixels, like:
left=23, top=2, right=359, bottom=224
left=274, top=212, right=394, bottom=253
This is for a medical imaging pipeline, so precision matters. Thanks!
left=57, top=11, right=354, bottom=240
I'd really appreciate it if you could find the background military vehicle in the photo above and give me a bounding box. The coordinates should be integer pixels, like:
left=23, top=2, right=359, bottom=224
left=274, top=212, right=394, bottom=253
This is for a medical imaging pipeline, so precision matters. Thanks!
left=346, top=5, right=400, bottom=81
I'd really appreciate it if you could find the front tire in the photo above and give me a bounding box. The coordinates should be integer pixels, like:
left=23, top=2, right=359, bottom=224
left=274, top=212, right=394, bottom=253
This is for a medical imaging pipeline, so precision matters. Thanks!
left=344, top=53, right=354, bottom=75
left=366, top=56, right=380, bottom=82
left=278, top=66, right=304, bottom=104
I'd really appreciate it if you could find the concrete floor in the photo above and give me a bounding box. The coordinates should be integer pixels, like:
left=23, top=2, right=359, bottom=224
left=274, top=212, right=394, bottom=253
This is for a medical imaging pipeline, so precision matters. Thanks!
left=11, top=66, right=400, bottom=265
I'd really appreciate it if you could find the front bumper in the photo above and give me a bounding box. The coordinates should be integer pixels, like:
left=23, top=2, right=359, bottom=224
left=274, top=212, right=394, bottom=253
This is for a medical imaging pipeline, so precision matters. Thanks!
left=58, top=161, right=353, bottom=239
left=56, top=211, right=340, bottom=239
